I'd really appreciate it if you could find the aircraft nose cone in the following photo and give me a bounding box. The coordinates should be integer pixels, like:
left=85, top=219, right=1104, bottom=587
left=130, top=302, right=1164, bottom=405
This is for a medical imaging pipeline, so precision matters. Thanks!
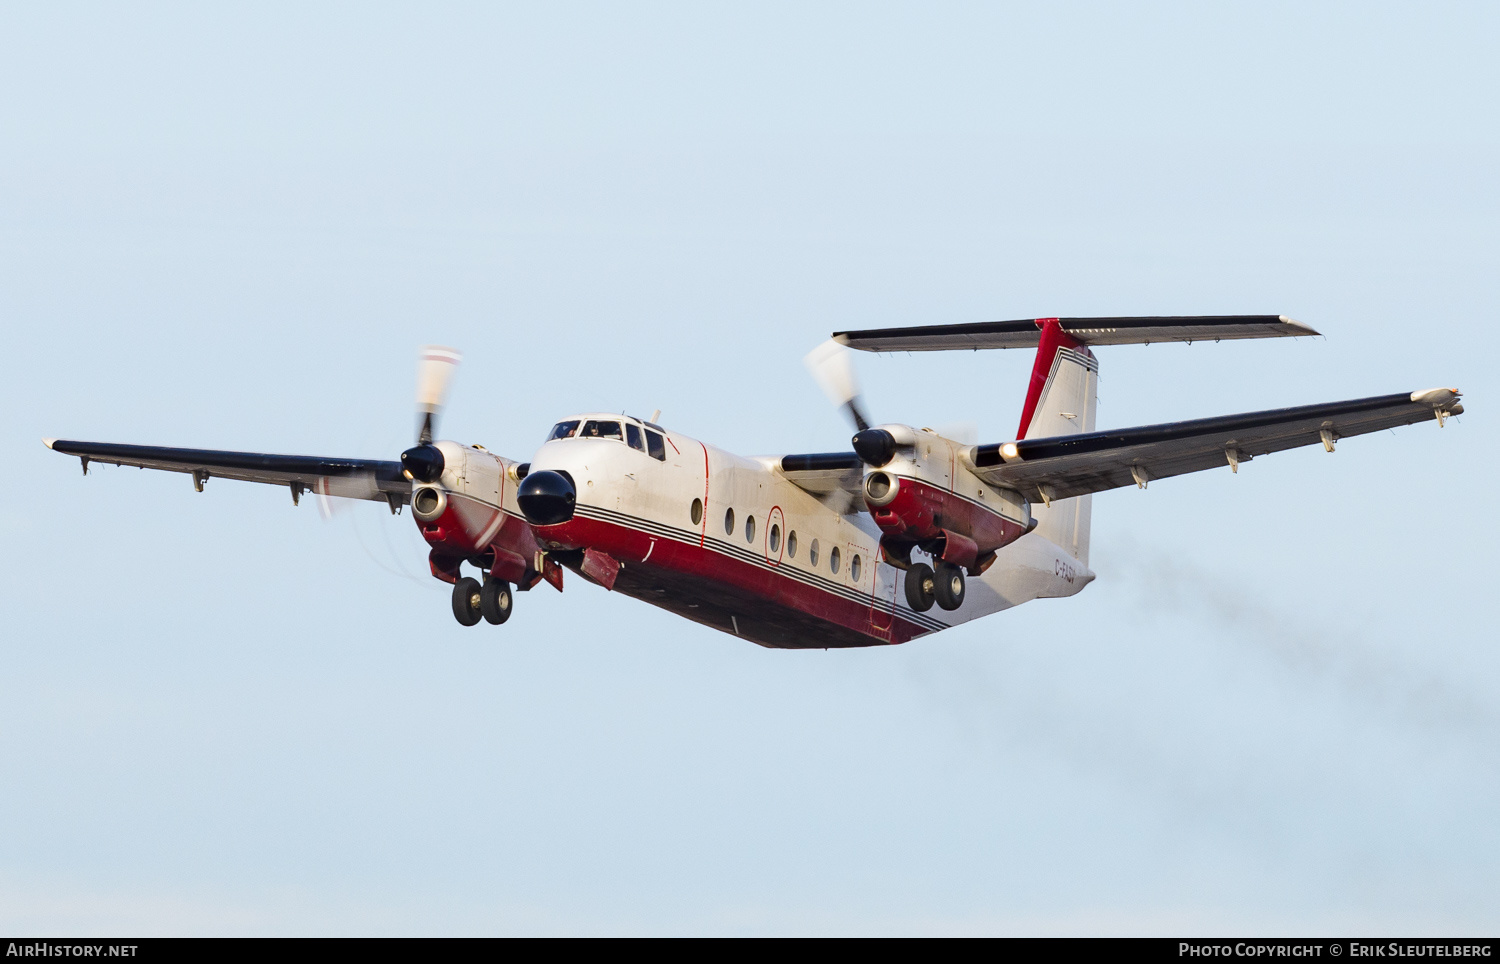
left=517, top=470, right=576, bottom=526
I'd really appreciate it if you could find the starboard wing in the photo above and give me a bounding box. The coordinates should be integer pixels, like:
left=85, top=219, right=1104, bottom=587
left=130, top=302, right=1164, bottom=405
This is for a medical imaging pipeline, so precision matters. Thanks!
left=45, top=439, right=409, bottom=505
left=966, top=389, right=1462, bottom=502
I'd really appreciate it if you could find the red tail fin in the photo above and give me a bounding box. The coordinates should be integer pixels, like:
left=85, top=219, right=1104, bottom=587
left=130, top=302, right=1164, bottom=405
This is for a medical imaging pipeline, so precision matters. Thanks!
left=1017, top=319, right=1087, bottom=438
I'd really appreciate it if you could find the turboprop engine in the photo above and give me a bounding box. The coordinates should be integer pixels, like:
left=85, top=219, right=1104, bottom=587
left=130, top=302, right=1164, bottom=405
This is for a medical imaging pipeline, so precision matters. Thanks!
left=853, top=424, right=1031, bottom=575
left=804, top=339, right=1032, bottom=578
left=397, top=346, right=547, bottom=590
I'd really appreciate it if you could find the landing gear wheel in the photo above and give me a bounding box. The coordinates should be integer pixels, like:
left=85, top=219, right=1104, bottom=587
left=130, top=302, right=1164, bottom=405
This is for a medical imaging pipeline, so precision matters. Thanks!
left=451, top=576, right=482, bottom=626
left=904, top=562, right=936, bottom=612
left=933, top=562, right=966, bottom=611
left=480, top=579, right=513, bottom=625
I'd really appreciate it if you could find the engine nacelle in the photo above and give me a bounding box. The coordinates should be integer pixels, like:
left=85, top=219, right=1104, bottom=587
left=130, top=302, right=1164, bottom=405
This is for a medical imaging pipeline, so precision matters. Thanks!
left=860, top=428, right=1031, bottom=574
left=413, top=441, right=542, bottom=587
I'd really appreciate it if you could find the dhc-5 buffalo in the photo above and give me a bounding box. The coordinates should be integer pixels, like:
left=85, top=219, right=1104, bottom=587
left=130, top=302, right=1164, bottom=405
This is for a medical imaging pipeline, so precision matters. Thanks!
left=47, top=317, right=1463, bottom=648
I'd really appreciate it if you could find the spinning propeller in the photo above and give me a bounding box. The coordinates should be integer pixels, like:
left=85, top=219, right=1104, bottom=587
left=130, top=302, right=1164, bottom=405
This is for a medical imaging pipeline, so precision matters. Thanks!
left=805, top=338, right=902, bottom=466
left=804, top=338, right=975, bottom=467
left=401, top=346, right=462, bottom=483
left=804, top=339, right=872, bottom=433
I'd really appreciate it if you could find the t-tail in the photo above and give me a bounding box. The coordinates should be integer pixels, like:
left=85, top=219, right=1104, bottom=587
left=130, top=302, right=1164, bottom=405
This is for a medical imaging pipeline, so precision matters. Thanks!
left=1018, top=320, right=1098, bottom=565
left=834, top=314, right=1321, bottom=571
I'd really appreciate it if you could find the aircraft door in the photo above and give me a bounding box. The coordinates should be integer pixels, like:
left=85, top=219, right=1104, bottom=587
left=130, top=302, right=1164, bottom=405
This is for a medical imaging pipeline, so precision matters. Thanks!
left=764, top=507, right=785, bottom=566
left=869, top=558, right=897, bottom=637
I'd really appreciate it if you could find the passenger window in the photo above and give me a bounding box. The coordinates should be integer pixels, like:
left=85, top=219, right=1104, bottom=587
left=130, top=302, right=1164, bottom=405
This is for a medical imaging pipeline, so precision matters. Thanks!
left=547, top=420, right=580, bottom=441
left=745, top=515, right=756, bottom=543
left=724, top=508, right=735, bottom=535
left=787, top=531, right=797, bottom=558
left=809, top=539, right=819, bottom=568
left=830, top=546, right=841, bottom=574
left=581, top=420, right=622, bottom=440
left=690, top=498, right=703, bottom=525
left=626, top=424, right=644, bottom=451
left=769, top=524, right=781, bottom=553
left=645, top=430, right=666, bottom=461
left=851, top=554, right=861, bottom=582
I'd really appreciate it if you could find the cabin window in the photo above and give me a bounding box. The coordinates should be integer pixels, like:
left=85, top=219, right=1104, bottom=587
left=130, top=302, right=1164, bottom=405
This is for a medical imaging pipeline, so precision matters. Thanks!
left=769, top=524, right=781, bottom=553
left=744, top=515, right=756, bottom=543
left=829, top=546, right=841, bottom=574
left=626, top=424, right=644, bottom=451
left=547, top=420, right=580, bottom=441
left=690, top=498, right=703, bottom=525
left=809, top=539, right=819, bottom=568
left=645, top=430, right=666, bottom=461
left=724, top=507, right=735, bottom=535
left=850, top=554, right=861, bottom=582
left=787, top=531, right=797, bottom=558
left=580, top=420, right=622, bottom=440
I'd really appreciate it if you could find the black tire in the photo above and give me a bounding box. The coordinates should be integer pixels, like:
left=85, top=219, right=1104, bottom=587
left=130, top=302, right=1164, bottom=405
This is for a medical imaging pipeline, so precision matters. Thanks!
left=480, top=579, right=513, bottom=625
left=452, top=576, right=482, bottom=626
left=904, top=562, right=936, bottom=612
left=933, top=561, right=966, bottom=611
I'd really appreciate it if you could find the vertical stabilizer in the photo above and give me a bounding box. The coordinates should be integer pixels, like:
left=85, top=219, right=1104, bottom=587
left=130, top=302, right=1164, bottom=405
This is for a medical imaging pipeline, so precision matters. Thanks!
left=1020, top=320, right=1098, bottom=565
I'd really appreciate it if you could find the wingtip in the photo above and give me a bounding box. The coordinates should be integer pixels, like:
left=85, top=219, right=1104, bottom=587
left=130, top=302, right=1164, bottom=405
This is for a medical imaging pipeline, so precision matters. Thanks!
left=1411, top=387, right=1462, bottom=405
left=42, top=437, right=57, bottom=449
left=1278, top=316, right=1321, bottom=337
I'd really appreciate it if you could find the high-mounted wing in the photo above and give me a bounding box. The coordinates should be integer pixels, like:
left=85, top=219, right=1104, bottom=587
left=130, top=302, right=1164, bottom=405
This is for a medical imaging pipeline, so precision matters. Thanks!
left=45, top=438, right=408, bottom=508
left=777, top=452, right=863, bottom=510
left=966, top=389, right=1462, bottom=503
left=836, top=315, right=1317, bottom=352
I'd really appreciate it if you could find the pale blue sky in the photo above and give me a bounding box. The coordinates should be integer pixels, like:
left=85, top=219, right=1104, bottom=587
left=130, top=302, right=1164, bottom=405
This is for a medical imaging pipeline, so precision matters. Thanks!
left=2, top=2, right=1496, bottom=935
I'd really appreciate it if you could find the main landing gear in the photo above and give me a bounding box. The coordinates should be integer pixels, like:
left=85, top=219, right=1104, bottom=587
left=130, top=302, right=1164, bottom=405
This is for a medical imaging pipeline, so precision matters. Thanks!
left=452, top=576, right=514, bottom=627
left=904, top=561, right=966, bottom=613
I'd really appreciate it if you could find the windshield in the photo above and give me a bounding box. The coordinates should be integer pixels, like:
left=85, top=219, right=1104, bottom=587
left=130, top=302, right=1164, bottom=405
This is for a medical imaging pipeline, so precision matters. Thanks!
left=547, top=420, right=580, bottom=441
left=580, top=420, right=622, bottom=440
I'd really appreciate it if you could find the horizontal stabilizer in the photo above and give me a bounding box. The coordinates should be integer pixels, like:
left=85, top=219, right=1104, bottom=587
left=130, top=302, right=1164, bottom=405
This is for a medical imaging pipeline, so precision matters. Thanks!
left=966, top=389, right=1462, bottom=503
left=836, top=315, right=1317, bottom=352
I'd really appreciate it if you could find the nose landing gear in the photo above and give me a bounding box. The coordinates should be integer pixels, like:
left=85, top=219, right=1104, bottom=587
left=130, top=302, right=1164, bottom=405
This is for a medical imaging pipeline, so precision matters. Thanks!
left=452, top=575, right=515, bottom=627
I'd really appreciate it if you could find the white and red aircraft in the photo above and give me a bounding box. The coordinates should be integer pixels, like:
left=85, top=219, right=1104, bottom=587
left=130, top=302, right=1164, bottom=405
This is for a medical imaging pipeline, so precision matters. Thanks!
left=47, top=317, right=1462, bottom=648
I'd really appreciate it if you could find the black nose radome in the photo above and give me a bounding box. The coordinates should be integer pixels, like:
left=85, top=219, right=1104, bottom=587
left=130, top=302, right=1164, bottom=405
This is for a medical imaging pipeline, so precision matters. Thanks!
left=852, top=428, right=896, bottom=467
left=400, top=443, right=445, bottom=483
left=517, top=470, right=576, bottom=526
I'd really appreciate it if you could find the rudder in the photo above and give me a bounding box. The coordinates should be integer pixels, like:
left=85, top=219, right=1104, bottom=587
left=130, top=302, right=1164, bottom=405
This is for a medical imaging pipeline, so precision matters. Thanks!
left=1019, top=319, right=1097, bottom=565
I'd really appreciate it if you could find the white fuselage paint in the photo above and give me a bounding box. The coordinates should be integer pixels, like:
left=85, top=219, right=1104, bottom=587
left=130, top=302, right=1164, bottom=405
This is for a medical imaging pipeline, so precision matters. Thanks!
left=435, top=414, right=1094, bottom=642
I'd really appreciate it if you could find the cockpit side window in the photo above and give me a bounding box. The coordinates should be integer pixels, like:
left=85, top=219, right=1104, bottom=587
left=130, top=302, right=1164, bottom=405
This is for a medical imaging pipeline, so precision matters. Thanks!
left=581, top=420, right=623, bottom=440
left=645, top=430, right=666, bottom=461
left=626, top=423, right=644, bottom=451
left=547, top=420, right=580, bottom=441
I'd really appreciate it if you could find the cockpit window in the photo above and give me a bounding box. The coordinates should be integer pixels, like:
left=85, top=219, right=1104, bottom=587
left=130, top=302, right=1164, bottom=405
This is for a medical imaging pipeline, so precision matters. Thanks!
left=645, top=430, right=666, bottom=461
left=547, top=420, right=580, bottom=441
left=581, top=420, right=623, bottom=440
left=626, top=423, right=644, bottom=451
